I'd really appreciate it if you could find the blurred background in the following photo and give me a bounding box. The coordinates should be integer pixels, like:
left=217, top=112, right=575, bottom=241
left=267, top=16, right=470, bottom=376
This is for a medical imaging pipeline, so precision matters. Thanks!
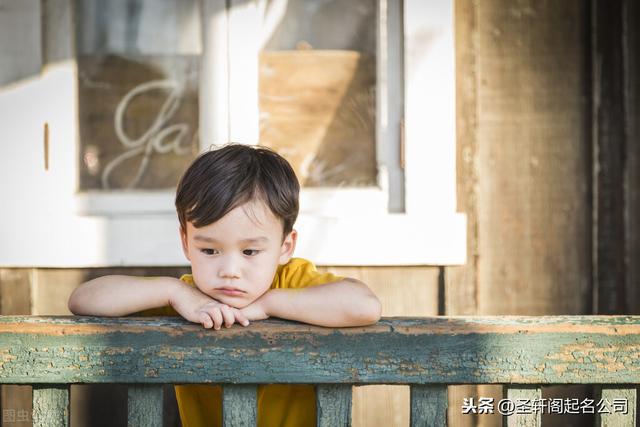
left=0, top=0, right=638, bottom=426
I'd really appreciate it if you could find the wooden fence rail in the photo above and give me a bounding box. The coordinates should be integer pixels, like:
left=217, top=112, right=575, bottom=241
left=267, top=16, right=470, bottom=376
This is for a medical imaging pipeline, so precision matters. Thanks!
left=0, top=316, right=638, bottom=426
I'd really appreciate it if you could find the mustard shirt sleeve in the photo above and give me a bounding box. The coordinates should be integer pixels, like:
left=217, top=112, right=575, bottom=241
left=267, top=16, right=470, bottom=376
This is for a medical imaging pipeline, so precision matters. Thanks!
left=271, top=258, right=343, bottom=289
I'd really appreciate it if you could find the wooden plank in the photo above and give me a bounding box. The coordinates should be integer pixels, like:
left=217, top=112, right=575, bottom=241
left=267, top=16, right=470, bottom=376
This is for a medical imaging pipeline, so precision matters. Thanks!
left=127, top=385, right=163, bottom=427
left=2, top=316, right=640, bottom=385
left=222, top=384, right=257, bottom=426
left=475, top=0, right=591, bottom=315
left=317, top=384, right=352, bottom=427
left=447, top=1, right=481, bottom=425
left=472, top=4, right=593, bottom=425
left=624, top=0, right=640, bottom=316
left=505, top=386, right=541, bottom=427
left=32, top=385, right=69, bottom=427
left=410, top=385, right=447, bottom=427
left=592, top=0, right=627, bottom=315
left=0, top=269, right=33, bottom=425
left=596, top=387, right=637, bottom=427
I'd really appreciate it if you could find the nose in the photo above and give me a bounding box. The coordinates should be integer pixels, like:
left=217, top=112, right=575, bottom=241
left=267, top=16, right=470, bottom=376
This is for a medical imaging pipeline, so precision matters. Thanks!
left=218, top=255, right=241, bottom=279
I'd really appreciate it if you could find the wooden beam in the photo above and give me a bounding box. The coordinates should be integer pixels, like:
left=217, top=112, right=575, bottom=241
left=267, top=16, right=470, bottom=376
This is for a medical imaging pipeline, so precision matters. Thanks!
left=592, top=0, right=627, bottom=315
left=1, top=316, right=640, bottom=384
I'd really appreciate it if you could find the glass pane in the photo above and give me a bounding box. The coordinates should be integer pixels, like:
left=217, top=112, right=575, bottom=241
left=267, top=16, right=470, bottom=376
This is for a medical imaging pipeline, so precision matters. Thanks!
left=259, top=0, right=377, bottom=187
left=75, top=0, right=201, bottom=191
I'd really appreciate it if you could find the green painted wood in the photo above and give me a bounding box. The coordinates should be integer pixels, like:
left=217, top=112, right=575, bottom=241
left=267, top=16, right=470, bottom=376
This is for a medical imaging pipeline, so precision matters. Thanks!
left=505, top=386, right=541, bottom=427
left=32, top=385, right=69, bottom=427
left=596, top=386, right=637, bottom=427
left=410, top=385, right=447, bottom=426
left=222, top=384, right=257, bottom=426
left=127, top=385, right=163, bottom=427
left=317, top=384, right=352, bottom=427
left=1, top=316, right=640, bottom=384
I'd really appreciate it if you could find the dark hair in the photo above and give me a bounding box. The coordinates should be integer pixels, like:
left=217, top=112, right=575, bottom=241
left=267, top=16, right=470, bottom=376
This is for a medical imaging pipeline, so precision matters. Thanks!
left=175, top=144, right=300, bottom=238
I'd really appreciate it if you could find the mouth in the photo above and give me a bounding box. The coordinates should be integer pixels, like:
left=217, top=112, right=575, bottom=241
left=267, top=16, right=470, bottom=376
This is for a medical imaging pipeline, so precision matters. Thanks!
left=215, top=287, right=246, bottom=296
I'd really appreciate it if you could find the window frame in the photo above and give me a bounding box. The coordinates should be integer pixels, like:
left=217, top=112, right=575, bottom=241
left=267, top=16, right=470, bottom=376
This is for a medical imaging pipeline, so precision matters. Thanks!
left=67, top=0, right=465, bottom=267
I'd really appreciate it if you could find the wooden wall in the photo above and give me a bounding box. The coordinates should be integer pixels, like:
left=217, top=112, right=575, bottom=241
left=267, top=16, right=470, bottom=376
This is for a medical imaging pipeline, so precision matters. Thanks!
left=448, top=1, right=639, bottom=427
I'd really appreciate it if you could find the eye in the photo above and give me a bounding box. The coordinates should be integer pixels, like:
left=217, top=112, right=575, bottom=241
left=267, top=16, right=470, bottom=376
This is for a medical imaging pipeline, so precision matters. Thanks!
left=243, top=249, right=260, bottom=256
left=201, top=248, right=219, bottom=255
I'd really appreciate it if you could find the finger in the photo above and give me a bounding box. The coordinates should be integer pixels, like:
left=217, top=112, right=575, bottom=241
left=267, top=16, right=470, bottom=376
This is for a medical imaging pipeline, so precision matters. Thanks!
left=220, top=305, right=235, bottom=328
left=210, top=307, right=223, bottom=330
left=199, top=312, right=213, bottom=329
left=233, top=308, right=250, bottom=327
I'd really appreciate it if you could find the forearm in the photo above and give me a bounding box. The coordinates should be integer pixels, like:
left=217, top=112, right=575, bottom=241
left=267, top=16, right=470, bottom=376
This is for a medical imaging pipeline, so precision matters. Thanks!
left=68, top=275, right=179, bottom=316
left=262, top=279, right=382, bottom=327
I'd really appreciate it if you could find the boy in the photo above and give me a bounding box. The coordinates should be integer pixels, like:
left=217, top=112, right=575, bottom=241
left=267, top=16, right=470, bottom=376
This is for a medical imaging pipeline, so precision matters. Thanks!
left=68, top=143, right=382, bottom=427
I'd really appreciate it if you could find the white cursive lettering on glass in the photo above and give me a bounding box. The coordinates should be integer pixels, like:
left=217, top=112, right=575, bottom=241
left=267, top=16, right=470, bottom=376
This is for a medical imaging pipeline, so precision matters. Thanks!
left=102, top=79, right=196, bottom=189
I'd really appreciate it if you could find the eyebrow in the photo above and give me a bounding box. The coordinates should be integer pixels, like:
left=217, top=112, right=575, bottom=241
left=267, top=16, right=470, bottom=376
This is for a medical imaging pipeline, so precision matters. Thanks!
left=193, top=235, right=270, bottom=244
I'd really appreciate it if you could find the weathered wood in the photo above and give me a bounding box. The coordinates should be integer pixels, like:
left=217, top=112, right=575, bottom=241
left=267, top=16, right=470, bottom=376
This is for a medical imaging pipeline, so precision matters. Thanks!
left=410, top=385, right=447, bottom=427
left=0, top=269, right=33, bottom=423
left=32, top=385, right=69, bottom=427
left=2, top=316, right=640, bottom=385
left=222, top=384, right=257, bottom=427
left=596, top=386, right=637, bottom=427
left=447, top=1, right=481, bottom=425
left=127, top=385, right=163, bottom=427
left=505, top=386, right=541, bottom=427
left=592, top=0, right=627, bottom=315
left=624, top=0, right=640, bottom=316
left=475, top=0, right=591, bottom=315
left=317, top=384, right=352, bottom=427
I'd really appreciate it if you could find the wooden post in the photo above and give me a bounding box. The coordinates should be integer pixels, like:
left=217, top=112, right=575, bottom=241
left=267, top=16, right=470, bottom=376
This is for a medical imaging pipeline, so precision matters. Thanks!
left=591, top=0, right=627, bottom=315
left=410, top=385, right=447, bottom=427
left=317, top=385, right=352, bottom=427
left=127, top=385, right=164, bottom=427
left=222, top=385, right=257, bottom=427
left=32, top=385, right=69, bottom=427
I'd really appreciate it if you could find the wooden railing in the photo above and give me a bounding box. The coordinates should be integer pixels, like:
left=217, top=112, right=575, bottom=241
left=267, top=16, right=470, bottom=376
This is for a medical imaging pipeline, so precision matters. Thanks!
left=0, top=316, right=638, bottom=426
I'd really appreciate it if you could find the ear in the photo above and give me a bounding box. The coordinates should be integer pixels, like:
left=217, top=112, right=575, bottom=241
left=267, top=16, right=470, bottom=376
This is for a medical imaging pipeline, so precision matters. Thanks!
left=180, top=226, right=191, bottom=261
left=278, top=229, right=297, bottom=265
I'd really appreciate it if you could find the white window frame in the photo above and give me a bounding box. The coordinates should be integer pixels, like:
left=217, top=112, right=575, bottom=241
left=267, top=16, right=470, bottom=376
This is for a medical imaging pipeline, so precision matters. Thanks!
left=0, top=0, right=464, bottom=267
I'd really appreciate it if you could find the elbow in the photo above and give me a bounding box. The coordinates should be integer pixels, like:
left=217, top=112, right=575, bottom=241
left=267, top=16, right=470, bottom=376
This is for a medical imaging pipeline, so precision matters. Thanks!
left=343, top=278, right=382, bottom=325
left=67, top=287, right=85, bottom=315
left=365, top=296, right=383, bottom=324
left=67, top=291, right=79, bottom=315
left=352, top=295, right=382, bottom=326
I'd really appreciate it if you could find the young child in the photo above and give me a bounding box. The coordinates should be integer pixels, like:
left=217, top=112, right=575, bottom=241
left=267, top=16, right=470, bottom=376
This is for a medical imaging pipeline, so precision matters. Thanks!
left=68, top=143, right=382, bottom=427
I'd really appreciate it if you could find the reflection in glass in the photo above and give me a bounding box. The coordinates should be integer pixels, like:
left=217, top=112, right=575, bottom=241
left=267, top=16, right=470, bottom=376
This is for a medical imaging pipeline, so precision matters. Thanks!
left=259, top=0, right=377, bottom=187
left=75, top=0, right=201, bottom=191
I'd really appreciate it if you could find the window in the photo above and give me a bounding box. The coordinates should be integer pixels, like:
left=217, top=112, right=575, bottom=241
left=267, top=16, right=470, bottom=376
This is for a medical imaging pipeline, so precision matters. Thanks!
left=66, top=0, right=465, bottom=266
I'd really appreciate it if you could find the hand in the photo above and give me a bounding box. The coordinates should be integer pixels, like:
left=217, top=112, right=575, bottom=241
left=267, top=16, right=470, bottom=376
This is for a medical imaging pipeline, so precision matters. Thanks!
left=240, top=292, right=270, bottom=322
left=169, top=281, right=249, bottom=329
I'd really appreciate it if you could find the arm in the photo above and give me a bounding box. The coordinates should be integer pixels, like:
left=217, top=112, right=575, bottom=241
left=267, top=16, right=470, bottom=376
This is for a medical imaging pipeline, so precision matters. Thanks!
left=68, top=275, right=179, bottom=317
left=68, top=276, right=250, bottom=329
left=245, top=278, right=382, bottom=327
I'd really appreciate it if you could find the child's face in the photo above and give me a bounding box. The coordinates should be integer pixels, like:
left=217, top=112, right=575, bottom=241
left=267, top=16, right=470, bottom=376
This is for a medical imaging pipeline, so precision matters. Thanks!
left=180, top=199, right=296, bottom=308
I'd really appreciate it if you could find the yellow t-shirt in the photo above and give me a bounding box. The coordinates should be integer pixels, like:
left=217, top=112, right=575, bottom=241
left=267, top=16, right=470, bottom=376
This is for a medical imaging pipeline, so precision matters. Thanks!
left=137, top=258, right=342, bottom=427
